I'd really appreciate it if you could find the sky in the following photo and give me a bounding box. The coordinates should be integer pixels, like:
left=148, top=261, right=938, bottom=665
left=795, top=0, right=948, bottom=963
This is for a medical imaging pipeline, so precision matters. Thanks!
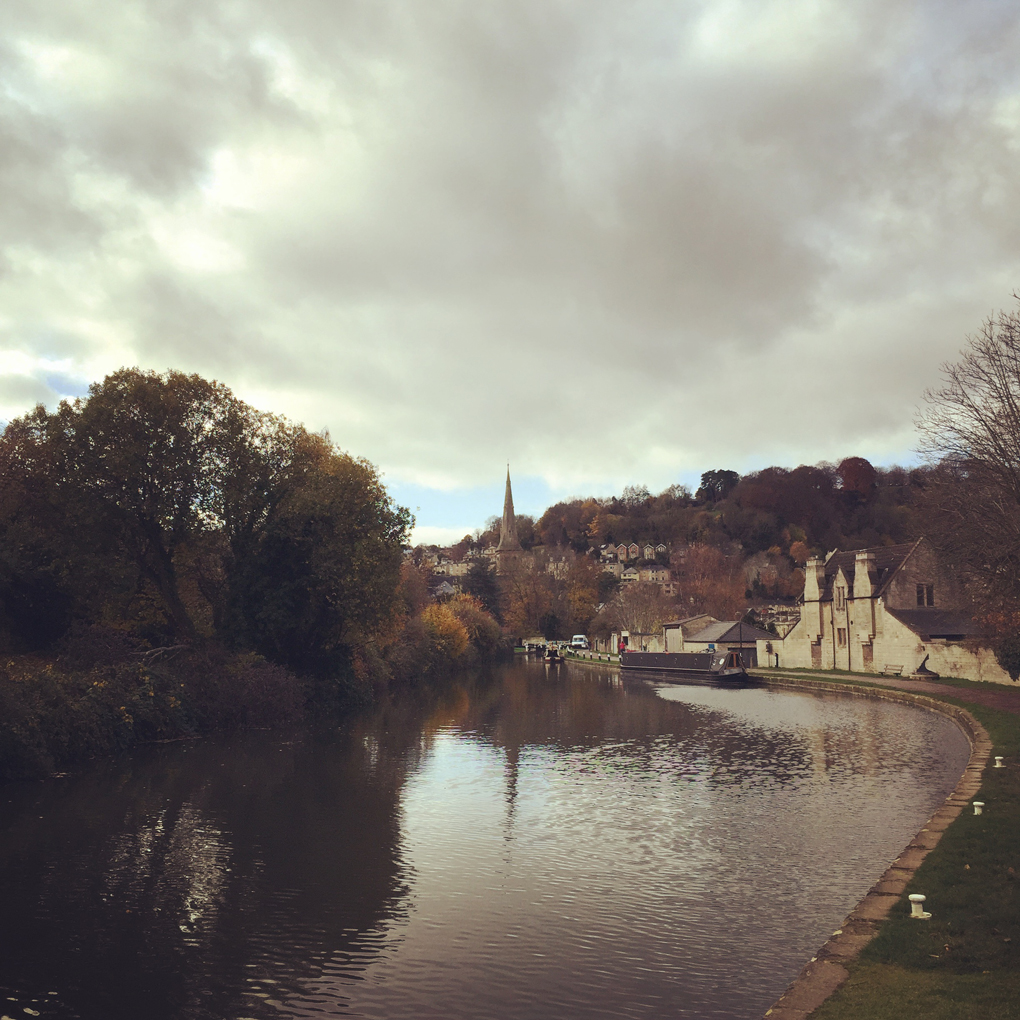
left=3, top=1, right=1020, bottom=545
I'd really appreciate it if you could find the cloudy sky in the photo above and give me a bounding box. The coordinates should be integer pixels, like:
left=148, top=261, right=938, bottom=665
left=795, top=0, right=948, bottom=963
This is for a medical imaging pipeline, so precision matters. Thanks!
left=3, top=1, right=1020, bottom=542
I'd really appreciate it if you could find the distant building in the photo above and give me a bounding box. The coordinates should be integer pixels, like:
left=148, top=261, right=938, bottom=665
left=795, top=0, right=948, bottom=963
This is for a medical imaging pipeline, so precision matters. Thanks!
left=429, top=577, right=459, bottom=599
left=639, top=565, right=670, bottom=583
left=662, top=615, right=718, bottom=653
left=682, top=620, right=774, bottom=666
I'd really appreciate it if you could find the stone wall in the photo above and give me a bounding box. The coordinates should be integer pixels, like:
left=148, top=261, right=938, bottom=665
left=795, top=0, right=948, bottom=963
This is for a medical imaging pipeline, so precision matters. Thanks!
left=764, top=599, right=1013, bottom=683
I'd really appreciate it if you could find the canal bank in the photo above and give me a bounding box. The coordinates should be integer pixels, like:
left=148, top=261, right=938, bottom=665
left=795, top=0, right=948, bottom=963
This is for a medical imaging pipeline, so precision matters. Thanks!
left=568, top=653, right=1019, bottom=1018
left=750, top=673, right=994, bottom=1019
left=753, top=669, right=1020, bottom=1020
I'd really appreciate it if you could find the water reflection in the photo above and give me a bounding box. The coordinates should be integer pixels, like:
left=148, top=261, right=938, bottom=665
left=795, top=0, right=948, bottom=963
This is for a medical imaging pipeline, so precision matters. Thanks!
left=0, top=664, right=970, bottom=1019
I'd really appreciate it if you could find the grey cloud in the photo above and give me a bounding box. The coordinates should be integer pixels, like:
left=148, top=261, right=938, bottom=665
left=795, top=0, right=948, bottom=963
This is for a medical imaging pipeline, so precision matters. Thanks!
left=3, top=0, right=1020, bottom=499
left=0, top=373, right=57, bottom=408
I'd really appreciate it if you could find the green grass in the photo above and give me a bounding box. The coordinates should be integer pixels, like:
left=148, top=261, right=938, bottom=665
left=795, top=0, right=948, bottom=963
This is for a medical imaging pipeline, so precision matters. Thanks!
left=810, top=965, right=1020, bottom=1020
left=808, top=694, right=1020, bottom=1018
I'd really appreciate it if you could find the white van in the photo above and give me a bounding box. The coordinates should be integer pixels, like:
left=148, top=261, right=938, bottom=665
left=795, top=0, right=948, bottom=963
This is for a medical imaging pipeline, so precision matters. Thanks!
left=570, top=634, right=589, bottom=650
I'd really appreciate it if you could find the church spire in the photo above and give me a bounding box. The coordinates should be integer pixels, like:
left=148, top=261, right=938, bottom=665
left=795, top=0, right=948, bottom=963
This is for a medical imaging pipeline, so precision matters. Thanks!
left=497, top=466, right=522, bottom=552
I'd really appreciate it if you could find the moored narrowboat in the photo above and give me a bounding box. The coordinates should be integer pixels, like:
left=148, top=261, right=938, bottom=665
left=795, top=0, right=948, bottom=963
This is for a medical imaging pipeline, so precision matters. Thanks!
left=619, top=649, right=750, bottom=680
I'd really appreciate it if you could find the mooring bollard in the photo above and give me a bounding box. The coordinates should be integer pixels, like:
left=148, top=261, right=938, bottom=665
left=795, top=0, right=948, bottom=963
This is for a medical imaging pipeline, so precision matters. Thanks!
left=909, top=893, right=931, bottom=919
left=995, top=756, right=1004, bottom=768
left=973, top=801, right=985, bottom=815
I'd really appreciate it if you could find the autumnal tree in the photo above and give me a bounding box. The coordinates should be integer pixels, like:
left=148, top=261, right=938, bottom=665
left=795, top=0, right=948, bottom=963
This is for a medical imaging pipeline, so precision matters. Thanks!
left=788, top=540, right=810, bottom=565
left=499, top=559, right=553, bottom=637
left=607, top=582, right=677, bottom=643
left=564, top=555, right=602, bottom=630
left=446, top=594, right=503, bottom=660
left=671, top=544, right=746, bottom=619
left=837, top=457, right=877, bottom=501
left=421, top=603, right=470, bottom=661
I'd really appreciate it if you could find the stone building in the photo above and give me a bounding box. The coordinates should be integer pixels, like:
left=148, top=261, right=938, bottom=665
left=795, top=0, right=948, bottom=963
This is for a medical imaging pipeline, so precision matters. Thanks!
left=771, top=538, right=1010, bottom=683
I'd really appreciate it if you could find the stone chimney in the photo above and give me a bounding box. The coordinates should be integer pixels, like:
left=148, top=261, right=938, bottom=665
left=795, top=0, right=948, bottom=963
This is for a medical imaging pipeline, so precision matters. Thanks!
left=804, top=557, right=825, bottom=601
left=853, top=550, right=875, bottom=600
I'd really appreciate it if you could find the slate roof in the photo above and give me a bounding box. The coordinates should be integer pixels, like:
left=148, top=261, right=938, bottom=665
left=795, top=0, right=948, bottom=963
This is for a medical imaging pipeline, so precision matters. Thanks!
left=686, top=620, right=775, bottom=644
left=885, top=608, right=983, bottom=640
left=818, top=540, right=920, bottom=601
left=662, top=615, right=718, bottom=633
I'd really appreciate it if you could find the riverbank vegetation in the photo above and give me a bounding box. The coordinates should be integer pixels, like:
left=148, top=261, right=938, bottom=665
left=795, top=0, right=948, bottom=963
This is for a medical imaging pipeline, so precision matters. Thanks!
left=0, top=369, right=506, bottom=779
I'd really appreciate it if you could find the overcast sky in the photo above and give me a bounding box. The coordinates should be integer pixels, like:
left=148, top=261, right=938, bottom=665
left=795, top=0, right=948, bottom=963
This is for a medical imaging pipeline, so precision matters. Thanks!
left=3, top=1, right=1020, bottom=542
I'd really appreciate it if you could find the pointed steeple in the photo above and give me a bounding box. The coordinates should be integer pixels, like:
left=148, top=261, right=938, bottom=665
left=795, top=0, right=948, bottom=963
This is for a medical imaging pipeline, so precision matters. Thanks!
left=497, top=466, right=522, bottom=552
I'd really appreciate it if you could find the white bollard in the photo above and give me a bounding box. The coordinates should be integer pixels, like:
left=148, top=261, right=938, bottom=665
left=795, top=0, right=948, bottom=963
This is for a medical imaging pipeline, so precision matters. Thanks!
left=973, top=801, right=985, bottom=815
left=909, top=893, right=931, bottom=919
left=995, top=756, right=1004, bottom=768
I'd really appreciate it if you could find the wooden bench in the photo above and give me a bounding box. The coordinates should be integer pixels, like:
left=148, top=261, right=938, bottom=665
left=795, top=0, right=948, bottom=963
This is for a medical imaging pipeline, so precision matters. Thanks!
left=881, top=664, right=903, bottom=676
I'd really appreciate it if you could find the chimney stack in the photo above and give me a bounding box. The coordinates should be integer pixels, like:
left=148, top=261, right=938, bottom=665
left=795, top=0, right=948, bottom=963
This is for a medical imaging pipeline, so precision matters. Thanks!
left=854, top=550, right=876, bottom=600
left=804, top=557, right=825, bottom=601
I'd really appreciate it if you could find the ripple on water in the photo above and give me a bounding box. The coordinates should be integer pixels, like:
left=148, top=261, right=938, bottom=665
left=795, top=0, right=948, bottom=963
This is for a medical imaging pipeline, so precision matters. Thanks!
left=0, top=667, right=970, bottom=1020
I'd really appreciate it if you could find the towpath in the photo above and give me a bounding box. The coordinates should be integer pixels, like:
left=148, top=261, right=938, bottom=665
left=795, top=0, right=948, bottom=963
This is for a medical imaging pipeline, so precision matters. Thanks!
left=754, top=666, right=1020, bottom=715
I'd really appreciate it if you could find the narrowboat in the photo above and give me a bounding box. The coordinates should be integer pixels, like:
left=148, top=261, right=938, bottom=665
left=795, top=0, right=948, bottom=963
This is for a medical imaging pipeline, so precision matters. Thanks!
left=619, top=649, right=751, bottom=681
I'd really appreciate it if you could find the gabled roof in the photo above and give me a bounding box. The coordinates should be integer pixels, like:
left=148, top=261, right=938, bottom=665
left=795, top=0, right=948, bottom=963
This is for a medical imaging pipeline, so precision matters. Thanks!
left=687, top=620, right=775, bottom=644
left=663, top=614, right=718, bottom=632
left=818, top=540, right=920, bottom=601
left=886, top=608, right=983, bottom=641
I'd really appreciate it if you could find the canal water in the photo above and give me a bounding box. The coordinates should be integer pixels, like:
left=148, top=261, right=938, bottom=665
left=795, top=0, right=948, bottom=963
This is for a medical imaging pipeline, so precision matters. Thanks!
left=0, top=663, right=970, bottom=1020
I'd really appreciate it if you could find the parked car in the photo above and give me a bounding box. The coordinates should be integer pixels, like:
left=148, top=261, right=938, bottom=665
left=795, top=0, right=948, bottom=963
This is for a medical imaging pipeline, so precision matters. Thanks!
left=570, top=635, right=589, bottom=650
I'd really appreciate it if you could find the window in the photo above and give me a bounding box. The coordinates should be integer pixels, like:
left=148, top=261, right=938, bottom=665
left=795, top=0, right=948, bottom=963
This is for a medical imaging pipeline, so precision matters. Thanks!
left=916, top=583, right=935, bottom=607
left=835, top=585, right=846, bottom=610
left=837, top=628, right=847, bottom=647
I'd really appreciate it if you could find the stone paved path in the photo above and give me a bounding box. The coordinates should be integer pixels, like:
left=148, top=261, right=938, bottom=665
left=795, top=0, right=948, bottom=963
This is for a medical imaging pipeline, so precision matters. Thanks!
left=758, top=668, right=1020, bottom=716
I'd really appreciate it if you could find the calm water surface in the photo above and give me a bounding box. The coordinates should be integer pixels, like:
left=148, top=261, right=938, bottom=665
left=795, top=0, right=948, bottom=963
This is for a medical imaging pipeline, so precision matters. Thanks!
left=0, top=663, right=970, bottom=1020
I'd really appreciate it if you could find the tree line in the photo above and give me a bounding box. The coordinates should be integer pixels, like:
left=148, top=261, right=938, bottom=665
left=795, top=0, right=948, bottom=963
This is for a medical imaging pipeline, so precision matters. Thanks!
left=0, top=368, right=411, bottom=674
left=0, top=369, right=508, bottom=778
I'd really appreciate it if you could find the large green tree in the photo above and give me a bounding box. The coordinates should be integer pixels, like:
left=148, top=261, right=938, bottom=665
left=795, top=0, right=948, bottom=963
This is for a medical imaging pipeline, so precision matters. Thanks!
left=0, top=369, right=410, bottom=668
left=230, top=434, right=410, bottom=673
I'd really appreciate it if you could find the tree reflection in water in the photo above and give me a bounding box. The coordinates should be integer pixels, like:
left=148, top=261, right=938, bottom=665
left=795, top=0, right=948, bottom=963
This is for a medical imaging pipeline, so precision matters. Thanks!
left=0, top=664, right=969, bottom=1020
